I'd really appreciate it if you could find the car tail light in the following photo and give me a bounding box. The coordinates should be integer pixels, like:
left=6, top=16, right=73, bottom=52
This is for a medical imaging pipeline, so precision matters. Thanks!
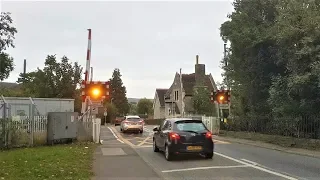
left=169, top=132, right=180, bottom=141
left=138, top=121, right=143, bottom=125
left=205, top=132, right=212, bottom=139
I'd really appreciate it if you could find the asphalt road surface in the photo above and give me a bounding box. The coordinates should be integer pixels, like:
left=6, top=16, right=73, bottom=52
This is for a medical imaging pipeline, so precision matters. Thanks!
left=108, top=125, right=320, bottom=180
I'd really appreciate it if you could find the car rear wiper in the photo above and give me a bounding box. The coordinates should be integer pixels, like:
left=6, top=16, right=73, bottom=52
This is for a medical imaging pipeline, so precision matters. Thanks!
left=182, top=130, right=199, bottom=134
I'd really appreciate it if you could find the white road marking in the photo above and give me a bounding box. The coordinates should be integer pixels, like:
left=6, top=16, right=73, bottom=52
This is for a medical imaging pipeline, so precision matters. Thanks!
left=117, top=139, right=125, bottom=144
left=162, top=165, right=250, bottom=173
left=110, top=127, right=136, bottom=147
left=134, top=145, right=153, bottom=148
left=241, top=159, right=258, bottom=166
left=215, top=152, right=298, bottom=180
left=107, top=127, right=124, bottom=143
left=213, top=139, right=230, bottom=144
left=107, top=127, right=119, bottom=139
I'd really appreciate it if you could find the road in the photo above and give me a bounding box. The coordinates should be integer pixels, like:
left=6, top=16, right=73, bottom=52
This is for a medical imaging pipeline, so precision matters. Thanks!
left=106, top=125, right=320, bottom=180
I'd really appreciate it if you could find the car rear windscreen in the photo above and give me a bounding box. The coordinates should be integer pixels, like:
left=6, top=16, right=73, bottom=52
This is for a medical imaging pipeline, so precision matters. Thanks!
left=174, top=120, right=207, bottom=132
left=127, top=118, right=140, bottom=122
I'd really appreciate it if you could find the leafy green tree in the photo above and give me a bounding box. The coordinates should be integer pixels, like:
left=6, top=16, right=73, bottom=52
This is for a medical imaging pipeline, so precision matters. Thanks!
left=220, top=0, right=281, bottom=117
left=0, top=87, right=24, bottom=97
left=192, top=87, right=215, bottom=116
left=137, top=98, right=153, bottom=115
left=220, top=0, right=320, bottom=136
left=268, top=0, right=320, bottom=117
left=129, top=103, right=138, bottom=115
left=0, top=12, right=17, bottom=81
left=109, top=68, right=129, bottom=116
left=17, top=55, right=82, bottom=99
left=104, top=102, right=118, bottom=124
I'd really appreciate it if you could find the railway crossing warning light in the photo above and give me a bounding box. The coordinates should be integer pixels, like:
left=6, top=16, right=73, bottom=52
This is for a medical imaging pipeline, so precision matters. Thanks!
left=81, top=81, right=110, bottom=102
left=211, top=89, right=230, bottom=104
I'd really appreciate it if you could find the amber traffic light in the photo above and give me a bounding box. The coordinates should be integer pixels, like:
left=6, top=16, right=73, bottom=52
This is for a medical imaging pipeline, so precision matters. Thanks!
left=211, top=89, right=230, bottom=104
left=81, top=81, right=110, bottom=102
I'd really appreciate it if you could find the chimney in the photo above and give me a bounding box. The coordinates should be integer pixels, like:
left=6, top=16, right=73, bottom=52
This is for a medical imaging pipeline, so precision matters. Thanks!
left=23, top=59, right=26, bottom=75
left=196, top=55, right=199, bottom=64
left=195, top=55, right=205, bottom=86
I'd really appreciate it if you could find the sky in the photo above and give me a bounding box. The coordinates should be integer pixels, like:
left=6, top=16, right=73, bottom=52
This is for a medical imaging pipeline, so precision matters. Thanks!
left=1, top=0, right=234, bottom=99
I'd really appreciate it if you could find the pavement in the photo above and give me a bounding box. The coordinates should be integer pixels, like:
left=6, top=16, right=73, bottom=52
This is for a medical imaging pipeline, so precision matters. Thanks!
left=93, top=125, right=320, bottom=180
left=92, top=125, right=162, bottom=180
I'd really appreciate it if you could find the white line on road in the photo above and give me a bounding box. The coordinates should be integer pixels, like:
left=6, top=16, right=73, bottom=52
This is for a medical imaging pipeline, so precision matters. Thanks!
left=241, top=159, right=258, bottom=166
left=134, top=145, right=153, bottom=148
left=117, top=139, right=125, bottom=143
left=107, top=127, right=119, bottom=139
left=213, top=139, right=230, bottom=144
left=162, top=165, right=250, bottom=173
left=107, top=127, right=124, bottom=143
left=215, top=152, right=298, bottom=180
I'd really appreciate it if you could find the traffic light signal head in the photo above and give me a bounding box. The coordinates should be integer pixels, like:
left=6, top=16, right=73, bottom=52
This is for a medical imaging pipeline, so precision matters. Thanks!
left=218, top=94, right=225, bottom=101
left=81, top=81, right=110, bottom=102
left=89, top=86, right=102, bottom=99
left=211, top=89, right=230, bottom=104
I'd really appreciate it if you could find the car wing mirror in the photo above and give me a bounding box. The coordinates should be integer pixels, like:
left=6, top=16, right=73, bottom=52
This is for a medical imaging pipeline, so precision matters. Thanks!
left=153, top=126, right=160, bottom=132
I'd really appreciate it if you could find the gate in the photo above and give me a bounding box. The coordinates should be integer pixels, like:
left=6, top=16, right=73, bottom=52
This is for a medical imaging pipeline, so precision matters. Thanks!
left=202, top=116, right=220, bottom=135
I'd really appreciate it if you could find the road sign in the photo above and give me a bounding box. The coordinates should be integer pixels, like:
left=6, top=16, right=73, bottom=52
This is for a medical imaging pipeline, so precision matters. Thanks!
left=91, top=100, right=103, bottom=107
left=104, top=111, right=108, bottom=116
left=91, top=107, right=99, bottom=115
left=219, top=104, right=229, bottom=109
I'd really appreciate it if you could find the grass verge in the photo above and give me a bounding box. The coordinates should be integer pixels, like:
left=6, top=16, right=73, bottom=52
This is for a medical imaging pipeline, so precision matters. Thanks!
left=219, top=130, right=320, bottom=151
left=0, top=142, right=98, bottom=180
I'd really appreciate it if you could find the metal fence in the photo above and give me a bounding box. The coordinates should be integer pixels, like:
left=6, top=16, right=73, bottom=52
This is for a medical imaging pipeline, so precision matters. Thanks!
left=0, top=96, right=94, bottom=148
left=183, top=114, right=220, bottom=135
left=224, top=115, right=320, bottom=139
left=0, top=96, right=38, bottom=148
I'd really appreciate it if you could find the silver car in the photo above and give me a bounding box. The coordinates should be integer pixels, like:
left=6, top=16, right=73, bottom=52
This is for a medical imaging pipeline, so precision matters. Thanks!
left=120, top=115, right=144, bottom=133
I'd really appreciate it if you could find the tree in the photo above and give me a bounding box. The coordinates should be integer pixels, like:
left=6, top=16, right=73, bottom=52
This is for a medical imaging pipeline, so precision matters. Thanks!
left=268, top=0, right=320, bottom=117
left=98, top=102, right=118, bottom=124
left=0, top=12, right=17, bottom=81
left=137, top=98, right=153, bottom=115
left=192, top=87, right=215, bottom=116
left=17, top=55, right=82, bottom=99
left=220, top=0, right=281, bottom=118
left=109, top=68, right=129, bottom=115
left=220, top=0, right=320, bottom=136
left=129, top=103, right=138, bottom=115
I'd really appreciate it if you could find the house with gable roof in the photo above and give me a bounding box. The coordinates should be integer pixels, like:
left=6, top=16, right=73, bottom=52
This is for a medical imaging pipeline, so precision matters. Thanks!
left=153, top=55, right=219, bottom=119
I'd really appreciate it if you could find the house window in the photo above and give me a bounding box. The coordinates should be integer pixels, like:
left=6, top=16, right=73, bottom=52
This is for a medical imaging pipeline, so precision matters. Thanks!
left=174, top=91, right=179, bottom=101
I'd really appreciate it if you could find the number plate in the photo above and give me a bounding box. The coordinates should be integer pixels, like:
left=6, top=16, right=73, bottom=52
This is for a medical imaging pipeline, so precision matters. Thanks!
left=186, top=146, right=202, bottom=151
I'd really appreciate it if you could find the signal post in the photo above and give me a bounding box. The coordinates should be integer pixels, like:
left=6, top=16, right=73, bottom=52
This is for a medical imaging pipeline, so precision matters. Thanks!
left=210, top=89, right=231, bottom=122
left=81, top=81, right=110, bottom=121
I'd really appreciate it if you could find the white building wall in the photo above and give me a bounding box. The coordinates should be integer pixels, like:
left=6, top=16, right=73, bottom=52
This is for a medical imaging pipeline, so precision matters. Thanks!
left=0, top=97, right=74, bottom=117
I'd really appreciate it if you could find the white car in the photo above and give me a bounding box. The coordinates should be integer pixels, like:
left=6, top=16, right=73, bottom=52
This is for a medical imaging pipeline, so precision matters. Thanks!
left=120, top=115, right=144, bottom=133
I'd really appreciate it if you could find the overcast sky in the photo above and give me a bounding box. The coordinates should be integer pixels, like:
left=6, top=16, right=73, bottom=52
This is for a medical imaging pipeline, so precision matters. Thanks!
left=1, top=0, right=233, bottom=98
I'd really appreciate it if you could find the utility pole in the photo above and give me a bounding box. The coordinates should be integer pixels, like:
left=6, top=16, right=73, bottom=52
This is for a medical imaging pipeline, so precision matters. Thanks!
left=224, top=42, right=231, bottom=121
